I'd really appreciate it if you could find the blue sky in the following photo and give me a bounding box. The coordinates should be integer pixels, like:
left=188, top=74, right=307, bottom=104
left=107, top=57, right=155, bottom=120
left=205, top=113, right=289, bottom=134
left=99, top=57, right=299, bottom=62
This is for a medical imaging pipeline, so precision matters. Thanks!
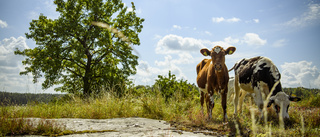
left=0, top=0, right=320, bottom=93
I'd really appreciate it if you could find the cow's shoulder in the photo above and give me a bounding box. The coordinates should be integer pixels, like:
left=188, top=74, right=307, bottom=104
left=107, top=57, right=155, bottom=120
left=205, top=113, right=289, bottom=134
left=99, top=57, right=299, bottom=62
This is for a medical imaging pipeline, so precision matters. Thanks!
left=197, top=59, right=212, bottom=73
left=235, top=56, right=264, bottom=84
left=197, top=59, right=212, bottom=87
left=235, top=57, right=262, bottom=73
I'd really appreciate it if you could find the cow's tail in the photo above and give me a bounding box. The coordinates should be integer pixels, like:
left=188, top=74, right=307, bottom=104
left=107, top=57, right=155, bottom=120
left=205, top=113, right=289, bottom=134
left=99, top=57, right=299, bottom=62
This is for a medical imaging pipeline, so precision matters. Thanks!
left=228, top=64, right=236, bottom=72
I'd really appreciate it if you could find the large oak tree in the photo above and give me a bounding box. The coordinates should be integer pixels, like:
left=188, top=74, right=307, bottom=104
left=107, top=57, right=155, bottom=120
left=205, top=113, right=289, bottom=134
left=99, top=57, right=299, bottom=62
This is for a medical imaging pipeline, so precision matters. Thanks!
left=15, top=0, right=144, bottom=96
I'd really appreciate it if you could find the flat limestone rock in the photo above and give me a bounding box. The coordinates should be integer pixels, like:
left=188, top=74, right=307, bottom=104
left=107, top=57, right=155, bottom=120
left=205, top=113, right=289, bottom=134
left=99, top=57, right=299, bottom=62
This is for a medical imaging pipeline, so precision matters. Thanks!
left=21, top=117, right=217, bottom=137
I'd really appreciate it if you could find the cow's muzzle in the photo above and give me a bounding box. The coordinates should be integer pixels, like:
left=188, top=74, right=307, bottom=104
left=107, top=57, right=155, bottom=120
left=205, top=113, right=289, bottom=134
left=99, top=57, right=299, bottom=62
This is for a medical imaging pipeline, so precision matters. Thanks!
left=215, top=64, right=222, bottom=72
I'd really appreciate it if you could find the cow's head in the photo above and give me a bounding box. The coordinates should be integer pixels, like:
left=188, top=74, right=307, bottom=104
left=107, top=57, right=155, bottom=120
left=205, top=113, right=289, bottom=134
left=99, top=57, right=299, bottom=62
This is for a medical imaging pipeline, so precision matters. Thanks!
left=267, top=92, right=301, bottom=119
left=200, top=46, right=236, bottom=72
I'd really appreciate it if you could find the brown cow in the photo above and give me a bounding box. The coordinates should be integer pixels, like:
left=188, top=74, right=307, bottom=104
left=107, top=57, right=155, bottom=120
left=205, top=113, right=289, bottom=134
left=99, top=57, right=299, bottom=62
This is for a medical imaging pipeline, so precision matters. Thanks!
left=196, top=45, right=236, bottom=121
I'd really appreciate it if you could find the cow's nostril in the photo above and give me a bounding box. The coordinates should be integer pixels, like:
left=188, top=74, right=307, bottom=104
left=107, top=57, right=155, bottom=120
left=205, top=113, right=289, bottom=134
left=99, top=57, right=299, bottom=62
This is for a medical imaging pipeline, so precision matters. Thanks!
left=215, top=64, right=222, bottom=70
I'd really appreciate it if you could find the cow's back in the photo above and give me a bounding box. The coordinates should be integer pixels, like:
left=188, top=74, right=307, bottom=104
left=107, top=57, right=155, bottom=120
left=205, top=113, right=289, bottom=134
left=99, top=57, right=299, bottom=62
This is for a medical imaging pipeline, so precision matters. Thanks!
left=234, top=56, right=281, bottom=95
left=234, top=56, right=262, bottom=85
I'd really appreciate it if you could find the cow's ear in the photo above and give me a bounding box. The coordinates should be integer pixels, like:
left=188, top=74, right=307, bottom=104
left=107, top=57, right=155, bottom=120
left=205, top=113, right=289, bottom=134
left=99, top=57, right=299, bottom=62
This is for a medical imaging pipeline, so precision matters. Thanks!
left=225, top=47, right=236, bottom=55
left=289, top=96, right=301, bottom=102
left=200, top=48, right=211, bottom=56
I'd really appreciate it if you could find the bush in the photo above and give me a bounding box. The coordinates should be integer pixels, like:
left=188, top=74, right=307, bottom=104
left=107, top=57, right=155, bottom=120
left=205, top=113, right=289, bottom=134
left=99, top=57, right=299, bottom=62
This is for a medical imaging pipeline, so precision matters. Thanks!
left=309, top=93, right=320, bottom=107
left=154, top=71, right=199, bottom=102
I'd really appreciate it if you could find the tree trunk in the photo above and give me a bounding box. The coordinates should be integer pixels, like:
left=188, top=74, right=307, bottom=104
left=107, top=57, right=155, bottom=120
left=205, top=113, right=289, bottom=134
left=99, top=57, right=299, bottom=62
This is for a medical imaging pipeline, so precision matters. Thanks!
left=83, top=76, right=91, bottom=97
left=83, top=46, right=92, bottom=97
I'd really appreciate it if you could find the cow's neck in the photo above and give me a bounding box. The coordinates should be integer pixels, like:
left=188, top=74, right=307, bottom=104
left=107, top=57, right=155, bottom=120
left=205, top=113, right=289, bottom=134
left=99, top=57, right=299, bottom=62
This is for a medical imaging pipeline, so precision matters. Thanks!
left=215, top=70, right=227, bottom=90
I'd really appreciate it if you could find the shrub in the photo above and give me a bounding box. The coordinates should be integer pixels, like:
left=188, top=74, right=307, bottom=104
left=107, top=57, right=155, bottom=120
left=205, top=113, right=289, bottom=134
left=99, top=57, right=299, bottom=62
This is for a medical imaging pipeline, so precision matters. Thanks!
left=154, top=71, right=199, bottom=102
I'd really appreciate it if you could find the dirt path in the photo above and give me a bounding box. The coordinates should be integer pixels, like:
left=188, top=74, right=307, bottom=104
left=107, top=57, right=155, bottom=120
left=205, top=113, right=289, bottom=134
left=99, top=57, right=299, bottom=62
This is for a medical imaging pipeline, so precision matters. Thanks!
left=22, top=117, right=222, bottom=137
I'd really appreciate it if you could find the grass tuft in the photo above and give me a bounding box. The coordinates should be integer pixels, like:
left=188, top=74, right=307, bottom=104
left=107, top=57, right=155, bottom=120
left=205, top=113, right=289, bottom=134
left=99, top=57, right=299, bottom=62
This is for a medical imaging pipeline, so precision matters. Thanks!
left=1, top=87, right=320, bottom=136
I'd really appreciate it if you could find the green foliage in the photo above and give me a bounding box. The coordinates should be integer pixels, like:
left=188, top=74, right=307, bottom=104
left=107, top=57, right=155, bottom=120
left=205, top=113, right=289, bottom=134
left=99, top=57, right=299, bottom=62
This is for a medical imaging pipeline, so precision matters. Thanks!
left=14, top=0, right=144, bottom=97
left=1, top=86, right=320, bottom=136
left=154, top=71, right=199, bottom=102
left=309, top=94, right=320, bottom=107
left=131, top=85, right=152, bottom=97
left=283, top=87, right=320, bottom=107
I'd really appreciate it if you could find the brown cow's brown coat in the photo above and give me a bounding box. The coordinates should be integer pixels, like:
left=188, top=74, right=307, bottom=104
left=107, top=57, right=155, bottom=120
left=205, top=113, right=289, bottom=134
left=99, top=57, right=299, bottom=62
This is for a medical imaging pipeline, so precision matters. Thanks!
left=196, top=46, right=236, bottom=122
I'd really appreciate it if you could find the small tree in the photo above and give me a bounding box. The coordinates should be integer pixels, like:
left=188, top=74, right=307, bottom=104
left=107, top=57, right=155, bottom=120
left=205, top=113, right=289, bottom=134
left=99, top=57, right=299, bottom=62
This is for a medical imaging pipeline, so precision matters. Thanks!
left=154, top=71, right=199, bottom=102
left=15, top=0, right=144, bottom=97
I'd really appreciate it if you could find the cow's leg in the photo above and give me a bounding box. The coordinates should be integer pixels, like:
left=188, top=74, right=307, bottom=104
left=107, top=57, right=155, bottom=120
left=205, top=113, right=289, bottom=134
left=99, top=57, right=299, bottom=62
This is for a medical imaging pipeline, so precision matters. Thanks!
left=233, top=77, right=240, bottom=115
left=238, top=90, right=246, bottom=113
left=200, top=91, right=205, bottom=115
left=253, top=85, right=264, bottom=117
left=206, top=92, right=214, bottom=120
left=221, top=88, right=228, bottom=122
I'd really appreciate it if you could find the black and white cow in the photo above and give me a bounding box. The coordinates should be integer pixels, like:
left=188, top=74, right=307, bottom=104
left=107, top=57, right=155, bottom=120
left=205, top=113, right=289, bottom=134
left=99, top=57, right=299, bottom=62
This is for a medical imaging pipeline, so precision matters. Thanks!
left=227, top=77, right=255, bottom=105
left=229, top=56, right=301, bottom=119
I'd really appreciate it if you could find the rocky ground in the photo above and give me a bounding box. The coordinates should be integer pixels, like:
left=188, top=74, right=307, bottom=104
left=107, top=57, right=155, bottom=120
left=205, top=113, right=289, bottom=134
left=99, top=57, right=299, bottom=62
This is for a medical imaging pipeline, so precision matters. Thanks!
left=21, top=117, right=224, bottom=137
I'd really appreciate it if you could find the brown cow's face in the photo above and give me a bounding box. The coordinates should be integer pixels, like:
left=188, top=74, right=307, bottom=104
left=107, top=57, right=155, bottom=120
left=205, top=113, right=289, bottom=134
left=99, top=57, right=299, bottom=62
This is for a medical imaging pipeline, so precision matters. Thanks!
left=200, top=46, right=236, bottom=72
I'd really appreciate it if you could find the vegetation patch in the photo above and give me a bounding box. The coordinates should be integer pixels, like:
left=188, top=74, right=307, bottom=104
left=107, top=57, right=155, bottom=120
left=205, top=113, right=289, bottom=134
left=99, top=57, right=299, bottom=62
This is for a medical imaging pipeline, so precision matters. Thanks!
left=1, top=72, right=320, bottom=136
left=0, top=117, right=64, bottom=136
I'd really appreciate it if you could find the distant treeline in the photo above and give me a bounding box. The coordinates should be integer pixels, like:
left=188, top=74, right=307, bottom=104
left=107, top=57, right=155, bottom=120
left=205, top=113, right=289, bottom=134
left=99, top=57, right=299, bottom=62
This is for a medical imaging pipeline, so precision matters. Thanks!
left=282, top=87, right=320, bottom=98
left=0, top=91, right=63, bottom=106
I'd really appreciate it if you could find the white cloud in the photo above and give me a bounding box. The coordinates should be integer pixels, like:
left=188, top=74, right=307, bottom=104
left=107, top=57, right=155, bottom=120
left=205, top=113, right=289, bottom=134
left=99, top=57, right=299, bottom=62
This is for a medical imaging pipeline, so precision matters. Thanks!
left=0, top=37, right=58, bottom=93
left=155, top=55, right=173, bottom=67
left=212, top=17, right=225, bottom=23
left=0, top=37, right=29, bottom=66
left=213, top=17, right=260, bottom=24
left=0, top=20, right=8, bottom=28
left=154, top=57, right=187, bottom=80
left=131, top=59, right=187, bottom=85
left=224, top=36, right=239, bottom=44
left=204, top=31, right=212, bottom=36
left=284, top=3, right=320, bottom=27
left=272, top=39, right=287, bottom=47
left=212, top=17, right=241, bottom=23
left=153, top=34, right=162, bottom=40
left=131, top=60, right=157, bottom=84
left=127, top=7, right=142, bottom=14
left=227, top=17, right=241, bottom=22
left=155, top=54, right=195, bottom=67
left=242, top=33, right=267, bottom=47
left=155, top=33, right=266, bottom=55
left=125, top=2, right=142, bottom=14
left=0, top=37, right=29, bottom=92
left=281, top=61, right=320, bottom=88
left=155, top=34, right=206, bottom=54
left=253, top=19, right=260, bottom=23
left=172, top=25, right=182, bottom=30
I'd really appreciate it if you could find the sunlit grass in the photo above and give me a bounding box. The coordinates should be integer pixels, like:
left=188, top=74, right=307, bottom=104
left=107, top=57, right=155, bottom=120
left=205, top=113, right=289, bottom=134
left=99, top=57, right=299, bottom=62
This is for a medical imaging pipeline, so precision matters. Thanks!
left=1, top=88, right=319, bottom=136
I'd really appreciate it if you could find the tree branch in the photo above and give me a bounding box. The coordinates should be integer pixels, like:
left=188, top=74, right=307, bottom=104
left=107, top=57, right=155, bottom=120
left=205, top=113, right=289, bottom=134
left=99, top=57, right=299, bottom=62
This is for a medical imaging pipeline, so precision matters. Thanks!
left=94, top=49, right=111, bottom=65
left=66, top=67, right=83, bottom=78
left=62, top=57, right=86, bottom=69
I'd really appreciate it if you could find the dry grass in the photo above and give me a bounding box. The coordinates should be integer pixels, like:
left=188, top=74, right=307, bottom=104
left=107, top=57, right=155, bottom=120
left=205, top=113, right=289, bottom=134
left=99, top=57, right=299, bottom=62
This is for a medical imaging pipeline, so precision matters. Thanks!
left=0, top=114, right=64, bottom=136
left=1, top=89, right=319, bottom=136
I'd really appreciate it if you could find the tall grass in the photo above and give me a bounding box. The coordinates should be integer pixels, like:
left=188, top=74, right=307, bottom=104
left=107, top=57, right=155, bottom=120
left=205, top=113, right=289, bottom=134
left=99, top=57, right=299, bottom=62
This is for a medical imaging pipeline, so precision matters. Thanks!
left=0, top=107, right=64, bottom=136
left=1, top=87, right=319, bottom=136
